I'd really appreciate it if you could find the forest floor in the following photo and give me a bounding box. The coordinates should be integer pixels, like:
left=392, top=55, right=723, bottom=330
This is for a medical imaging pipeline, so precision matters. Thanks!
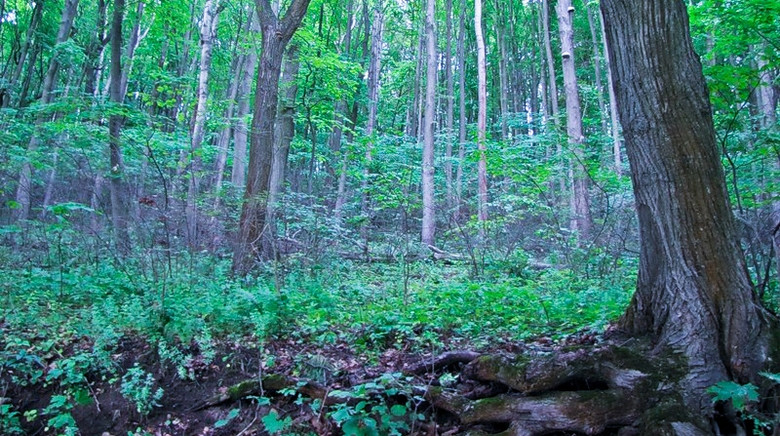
left=1, top=253, right=634, bottom=435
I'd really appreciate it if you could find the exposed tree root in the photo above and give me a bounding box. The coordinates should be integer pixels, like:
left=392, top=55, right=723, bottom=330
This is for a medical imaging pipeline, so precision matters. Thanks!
left=194, top=339, right=727, bottom=435
left=427, top=338, right=713, bottom=435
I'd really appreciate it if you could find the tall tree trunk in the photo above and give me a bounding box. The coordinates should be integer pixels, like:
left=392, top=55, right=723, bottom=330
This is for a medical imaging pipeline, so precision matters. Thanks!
left=231, top=15, right=261, bottom=189
left=185, top=0, right=221, bottom=247
left=109, top=0, right=130, bottom=252
left=541, top=0, right=559, bottom=122
left=232, top=0, right=312, bottom=275
left=585, top=2, right=607, bottom=135
left=455, top=0, right=466, bottom=212
left=556, top=0, right=592, bottom=240
left=601, top=0, right=771, bottom=411
left=475, top=0, right=488, bottom=226
left=267, top=46, right=300, bottom=225
left=82, top=0, right=110, bottom=97
left=14, top=0, right=79, bottom=222
left=119, top=1, right=150, bottom=100
left=444, top=0, right=454, bottom=211
left=359, top=0, right=383, bottom=257
left=421, top=0, right=436, bottom=246
left=406, top=24, right=424, bottom=139
left=599, top=8, right=622, bottom=177
left=214, top=53, right=245, bottom=200
left=332, top=0, right=355, bottom=221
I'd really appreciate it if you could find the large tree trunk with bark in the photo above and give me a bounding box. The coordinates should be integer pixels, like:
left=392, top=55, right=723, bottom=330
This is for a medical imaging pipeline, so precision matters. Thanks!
left=601, top=0, right=772, bottom=411
left=232, top=0, right=312, bottom=275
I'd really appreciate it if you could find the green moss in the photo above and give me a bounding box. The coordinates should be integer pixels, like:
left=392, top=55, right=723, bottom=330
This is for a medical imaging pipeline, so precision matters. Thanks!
left=226, top=379, right=260, bottom=400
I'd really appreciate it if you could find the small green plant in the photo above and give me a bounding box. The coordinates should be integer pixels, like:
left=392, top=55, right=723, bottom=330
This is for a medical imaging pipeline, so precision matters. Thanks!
left=327, top=373, right=423, bottom=436
left=0, top=403, right=24, bottom=435
left=120, top=364, right=163, bottom=416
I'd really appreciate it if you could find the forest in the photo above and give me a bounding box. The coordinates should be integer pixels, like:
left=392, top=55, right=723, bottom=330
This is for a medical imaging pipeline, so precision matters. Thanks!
left=0, top=0, right=778, bottom=434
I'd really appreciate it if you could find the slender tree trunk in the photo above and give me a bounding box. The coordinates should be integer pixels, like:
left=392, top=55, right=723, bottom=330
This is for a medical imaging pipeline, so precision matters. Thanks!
left=3, top=0, right=43, bottom=108
left=475, top=0, right=488, bottom=225
left=599, top=8, right=622, bottom=177
left=231, top=15, right=261, bottom=189
left=444, top=0, right=454, bottom=211
left=421, top=0, right=436, bottom=246
left=214, top=53, right=244, bottom=199
left=542, top=0, right=560, bottom=122
left=232, top=0, right=312, bottom=275
left=332, top=0, right=355, bottom=221
left=14, top=0, right=79, bottom=222
left=455, top=0, right=466, bottom=211
left=359, top=0, right=383, bottom=257
left=82, top=0, right=110, bottom=97
left=406, top=25, right=424, bottom=139
left=119, top=1, right=149, bottom=100
left=109, top=0, right=129, bottom=252
left=556, top=0, right=592, bottom=240
left=601, top=0, right=771, bottom=411
left=185, top=0, right=220, bottom=247
left=585, top=3, right=607, bottom=135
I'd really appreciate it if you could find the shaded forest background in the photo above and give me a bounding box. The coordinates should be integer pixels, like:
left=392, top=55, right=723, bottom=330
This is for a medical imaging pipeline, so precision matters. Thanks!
left=0, top=0, right=777, bottom=434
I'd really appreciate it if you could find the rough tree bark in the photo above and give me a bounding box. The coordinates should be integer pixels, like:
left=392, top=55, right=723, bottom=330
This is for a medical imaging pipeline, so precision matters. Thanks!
left=421, top=0, right=436, bottom=246
left=266, top=46, right=300, bottom=226
left=601, top=0, right=772, bottom=411
left=556, top=0, right=592, bottom=240
left=232, top=0, right=312, bottom=275
left=599, top=7, right=622, bottom=177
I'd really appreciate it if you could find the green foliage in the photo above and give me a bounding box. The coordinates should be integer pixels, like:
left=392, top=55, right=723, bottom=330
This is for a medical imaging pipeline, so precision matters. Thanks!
left=327, top=373, right=421, bottom=436
left=708, top=380, right=759, bottom=411
left=120, top=364, right=164, bottom=416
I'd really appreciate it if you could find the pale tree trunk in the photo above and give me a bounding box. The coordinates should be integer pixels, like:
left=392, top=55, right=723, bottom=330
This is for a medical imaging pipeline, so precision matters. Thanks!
left=601, top=0, right=771, bottom=411
left=214, top=18, right=250, bottom=200
left=495, top=15, right=509, bottom=142
left=14, top=0, right=79, bottom=222
left=332, top=0, right=355, bottom=222
left=406, top=26, right=424, bottom=139
left=556, top=0, right=592, bottom=240
left=455, top=0, right=466, bottom=211
left=185, top=0, right=220, bottom=247
left=421, top=0, right=436, bottom=246
left=444, top=0, right=454, bottom=210
left=231, top=15, right=261, bottom=189
left=599, top=8, right=622, bottom=177
left=232, top=0, right=312, bottom=275
left=541, top=0, right=560, bottom=122
left=214, top=53, right=244, bottom=199
left=266, top=46, right=300, bottom=226
left=475, top=0, right=489, bottom=225
left=359, top=0, right=383, bottom=256
left=109, top=0, right=130, bottom=253
left=119, top=1, right=151, bottom=100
